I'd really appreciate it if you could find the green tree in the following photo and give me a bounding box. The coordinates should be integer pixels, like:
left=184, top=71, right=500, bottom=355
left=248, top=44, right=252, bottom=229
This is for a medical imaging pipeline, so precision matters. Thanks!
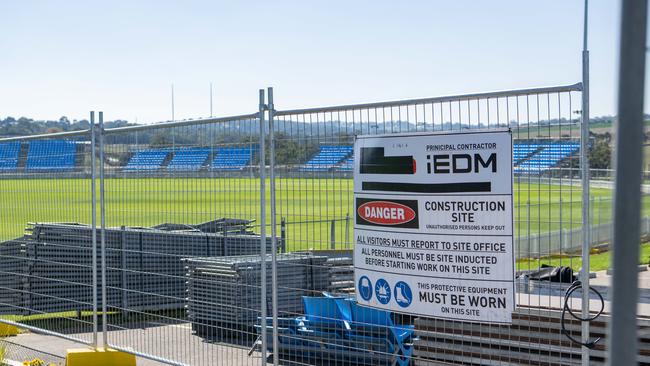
left=273, top=133, right=319, bottom=165
left=150, top=133, right=171, bottom=147
left=590, top=136, right=612, bottom=170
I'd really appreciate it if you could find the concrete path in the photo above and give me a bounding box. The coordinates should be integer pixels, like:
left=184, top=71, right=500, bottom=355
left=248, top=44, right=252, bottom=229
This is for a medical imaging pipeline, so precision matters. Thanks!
left=5, top=270, right=650, bottom=365
left=2, top=323, right=269, bottom=366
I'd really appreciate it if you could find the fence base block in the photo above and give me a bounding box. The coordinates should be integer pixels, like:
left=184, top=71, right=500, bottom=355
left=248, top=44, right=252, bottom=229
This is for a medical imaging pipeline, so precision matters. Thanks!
left=65, top=348, right=135, bottom=366
left=0, top=323, right=18, bottom=337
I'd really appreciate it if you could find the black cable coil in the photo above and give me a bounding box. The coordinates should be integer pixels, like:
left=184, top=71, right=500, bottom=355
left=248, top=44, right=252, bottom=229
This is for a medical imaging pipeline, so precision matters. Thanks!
left=561, top=280, right=605, bottom=349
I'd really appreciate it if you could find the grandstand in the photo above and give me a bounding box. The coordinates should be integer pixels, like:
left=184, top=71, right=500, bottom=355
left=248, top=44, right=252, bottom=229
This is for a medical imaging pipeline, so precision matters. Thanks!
left=338, top=156, right=354, bottom=172
left=211, top=146, right=254, bottom=170
left=167, top=148, right=210, bottom=171
left=2, top=141, right=579, bottom=174
left=300, top=142, right=578, bottom=174
left=25, top=140, right=77, bottom=171
left=0, top=142, right=20, bottom=171
left=514, top=142, right=579, bottom=174
left=124, top=149, right=169, bottom=171
left=301, top=145, right=353, bottom=172
left=513, top=143, right=540, bottom=164
left=313, top=142, right=579, bottom=175
left=121, top=146, right=255, bottom=172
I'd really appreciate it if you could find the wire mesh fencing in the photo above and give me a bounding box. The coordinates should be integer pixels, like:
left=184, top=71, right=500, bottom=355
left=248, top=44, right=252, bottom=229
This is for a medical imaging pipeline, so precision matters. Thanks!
left=0, top=337, right=66, bottom=365
left=3, top=84, right=649, bottom=365
left=0, top=130, right=97, bottom=347
left=263, top=83, right=631, bottom=366
left=99, top=115, right=273, bottom=365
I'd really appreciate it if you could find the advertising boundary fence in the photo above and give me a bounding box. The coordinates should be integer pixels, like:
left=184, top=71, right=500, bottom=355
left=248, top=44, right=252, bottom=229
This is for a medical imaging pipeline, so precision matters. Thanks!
left=0, top=82, right=608, bottom=366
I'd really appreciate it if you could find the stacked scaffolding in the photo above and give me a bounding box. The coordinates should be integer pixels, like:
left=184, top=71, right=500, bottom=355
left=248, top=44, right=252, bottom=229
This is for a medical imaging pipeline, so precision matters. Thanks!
left=184, top=253, right=330, bottom=337
left=0, top=220, right=275, bottom=315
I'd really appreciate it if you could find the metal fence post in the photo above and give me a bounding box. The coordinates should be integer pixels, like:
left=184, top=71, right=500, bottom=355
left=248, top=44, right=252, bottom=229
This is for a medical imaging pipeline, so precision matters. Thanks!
left=608, top=0, right=647, bottom=364
left=258, top=89, right=267, bottom=364
left=597, top=197, right=602, bottom=243
left=90, top=111, right=98, bottom=349
left=580, top=1, right=591, bottom=362
left=268, top=86, right=279, bottom=366
left=330, top=220, right=336, bottom=250
left=345, top=213, right=350, bottom=249
left=280, top=218, right=286, bottom=253
left=120, top=226, right=127, bottom=318
left=99, top=111, right=107, bottom=347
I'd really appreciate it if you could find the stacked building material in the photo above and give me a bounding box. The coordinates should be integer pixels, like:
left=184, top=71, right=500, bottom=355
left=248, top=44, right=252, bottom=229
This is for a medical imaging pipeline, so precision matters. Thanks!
left=327, top=256, right=354, bottom=294
left=22, top=223, right=100, bottom=313
left=0, top=238, right=26, bottom=314
left=184, top=253, right=329, bottom=337
left=413, top=309, right=650, bottom=365
left=0, top=220, right=275, bottom=316
left=297, top=250, right=355, bottom=295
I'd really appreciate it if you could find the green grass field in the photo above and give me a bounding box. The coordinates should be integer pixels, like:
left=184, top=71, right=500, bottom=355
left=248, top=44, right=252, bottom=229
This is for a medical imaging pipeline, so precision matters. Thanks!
left=517, top=242, right=650, bottom=272
left=0, top=178, right=649, bottom=252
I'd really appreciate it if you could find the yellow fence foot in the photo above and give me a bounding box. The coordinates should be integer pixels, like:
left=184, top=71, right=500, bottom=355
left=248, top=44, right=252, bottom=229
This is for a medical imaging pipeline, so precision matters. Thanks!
left=66, top=348, right=136, bottom=366
left=0, top=323, right=18, bottom=337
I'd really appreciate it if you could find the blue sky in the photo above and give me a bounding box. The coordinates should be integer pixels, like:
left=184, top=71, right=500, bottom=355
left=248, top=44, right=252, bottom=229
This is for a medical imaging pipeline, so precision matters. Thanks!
left=0, top=1, right=630, bottom=123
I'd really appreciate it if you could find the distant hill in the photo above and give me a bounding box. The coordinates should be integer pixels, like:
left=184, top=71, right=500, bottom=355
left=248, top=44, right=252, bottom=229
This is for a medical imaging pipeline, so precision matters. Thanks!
left=1, top=114, right=643, bottom=142
left=0, top=116, right=133, bottom=138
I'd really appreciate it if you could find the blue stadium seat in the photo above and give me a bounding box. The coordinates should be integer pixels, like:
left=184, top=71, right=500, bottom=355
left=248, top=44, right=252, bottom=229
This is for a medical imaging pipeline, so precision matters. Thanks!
left=326, top=144, right=571, bottom=173
left=166, top=148, right=210, bottom=171
left=211, top=146, right=255, bottom=171
left=514, top=142, right=579, bottom=174
left=0, top=142, right=20, bottom=171
left=337, top=156, right=354, bottom=172
left=301, top=145, right=353, bottom=172
left=124, top=149, right=169, bottom=171
left=25, top=140, right=77, bottom=171
left=513, top=144, right=540, bottom=164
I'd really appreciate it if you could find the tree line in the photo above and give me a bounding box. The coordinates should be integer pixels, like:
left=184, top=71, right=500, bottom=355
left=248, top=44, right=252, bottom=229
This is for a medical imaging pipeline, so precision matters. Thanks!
left=0, top=116, right=131, bottom=137
left=5, top=115, right=649, bottom=169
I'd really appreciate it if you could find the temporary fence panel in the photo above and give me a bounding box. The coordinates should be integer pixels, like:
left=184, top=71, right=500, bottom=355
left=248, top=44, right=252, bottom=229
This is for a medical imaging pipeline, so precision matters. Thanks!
left=2, top=84, right=642, bottom=366
left=99, top=114, right=269, bottom=365
left=263, top=84, right=633, bottom=366
left=0, top=128, right=96, bottom=347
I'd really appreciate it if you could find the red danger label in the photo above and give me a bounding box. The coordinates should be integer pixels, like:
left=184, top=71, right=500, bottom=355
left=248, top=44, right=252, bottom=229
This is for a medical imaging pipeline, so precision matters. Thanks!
left=357, top=201, right=416, bottom=225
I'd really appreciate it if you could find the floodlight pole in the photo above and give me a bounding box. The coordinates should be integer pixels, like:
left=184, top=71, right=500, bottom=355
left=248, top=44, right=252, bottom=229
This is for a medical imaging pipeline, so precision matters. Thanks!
left=171, top=84, right=175, bottom=122
left=580, top=1, right=591, bottom=364
left=171, top=84, right=176, bottom=150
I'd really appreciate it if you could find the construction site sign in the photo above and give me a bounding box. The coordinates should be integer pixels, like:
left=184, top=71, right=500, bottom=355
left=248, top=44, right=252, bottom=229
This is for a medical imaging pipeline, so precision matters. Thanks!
left=353, top=129, right=515, bottom=323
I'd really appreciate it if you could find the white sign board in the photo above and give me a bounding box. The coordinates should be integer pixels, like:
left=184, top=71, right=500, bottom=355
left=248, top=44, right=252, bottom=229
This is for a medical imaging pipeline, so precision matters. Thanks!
left=353, top=129, right=514, bottom=324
